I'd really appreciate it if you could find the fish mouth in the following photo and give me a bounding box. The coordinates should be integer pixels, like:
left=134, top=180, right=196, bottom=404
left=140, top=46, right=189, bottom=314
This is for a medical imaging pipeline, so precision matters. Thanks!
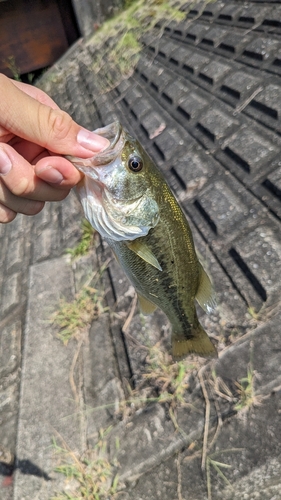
left=65, top=121, right=126, bottom=172
left=93, top=122, right=125, bottom=165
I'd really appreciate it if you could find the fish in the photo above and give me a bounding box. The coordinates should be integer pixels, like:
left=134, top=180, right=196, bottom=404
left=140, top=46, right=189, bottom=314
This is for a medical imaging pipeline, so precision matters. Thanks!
left=67, top=121, right=217, bottom=359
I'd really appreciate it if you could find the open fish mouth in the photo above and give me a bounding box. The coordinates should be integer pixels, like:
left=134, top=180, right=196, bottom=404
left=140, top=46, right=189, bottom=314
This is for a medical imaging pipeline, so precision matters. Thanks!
left=92, top=122, right=125, bottom=165
left=65, top=121, right=126, bottom=172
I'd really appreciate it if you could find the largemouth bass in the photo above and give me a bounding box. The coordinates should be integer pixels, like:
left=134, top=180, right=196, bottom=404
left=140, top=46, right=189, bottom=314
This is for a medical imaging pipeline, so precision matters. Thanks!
left=67, top=122, right=217, bottom=359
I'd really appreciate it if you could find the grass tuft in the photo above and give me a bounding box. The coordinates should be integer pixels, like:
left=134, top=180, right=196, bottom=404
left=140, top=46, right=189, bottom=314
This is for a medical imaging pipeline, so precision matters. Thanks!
left=143, top=343, right=195, bottom=405
left=51, top=428, right=119, bottom=500
left=114, top=343, right=197, bottom=421
left=66, top=219, right=96, bottom=260
left=52, top=285, right=107, bottom=345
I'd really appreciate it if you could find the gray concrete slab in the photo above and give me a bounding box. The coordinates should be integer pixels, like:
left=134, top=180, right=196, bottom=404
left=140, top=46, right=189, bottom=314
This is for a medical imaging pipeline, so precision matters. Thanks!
left=13, top=257, right=83, bottom=499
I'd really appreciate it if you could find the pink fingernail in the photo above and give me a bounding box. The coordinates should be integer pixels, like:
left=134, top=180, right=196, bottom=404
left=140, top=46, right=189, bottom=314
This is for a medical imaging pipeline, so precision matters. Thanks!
left=37, top=166, right=64, bottom=184
left=77, top=130, right=110, bottom=152
left=0, top=149, right=12, bottom=175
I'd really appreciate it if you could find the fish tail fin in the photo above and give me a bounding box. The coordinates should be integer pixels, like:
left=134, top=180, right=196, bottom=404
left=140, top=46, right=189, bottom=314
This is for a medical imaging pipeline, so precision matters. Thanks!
left=172, top=323, right=217, bottom=360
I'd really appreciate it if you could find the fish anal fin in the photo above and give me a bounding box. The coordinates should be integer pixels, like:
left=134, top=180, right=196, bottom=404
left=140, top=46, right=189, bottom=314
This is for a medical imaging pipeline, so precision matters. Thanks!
left=172, top=324, right=217, bottom=360
left=126, top=240, right=162, bottom=271
left=138, top=293, right=158, bottom=315
left=196, top=263, right=217, bottom=314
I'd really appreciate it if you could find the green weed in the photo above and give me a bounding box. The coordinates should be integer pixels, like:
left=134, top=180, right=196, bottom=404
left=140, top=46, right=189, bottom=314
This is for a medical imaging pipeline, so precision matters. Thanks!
left=52, top=285, right=107, bottom=345
left=247, top=306, right=260, bottom=320
left=234, top=364, right=256, bottom=411
left=66, top=220, right=96, bottom=260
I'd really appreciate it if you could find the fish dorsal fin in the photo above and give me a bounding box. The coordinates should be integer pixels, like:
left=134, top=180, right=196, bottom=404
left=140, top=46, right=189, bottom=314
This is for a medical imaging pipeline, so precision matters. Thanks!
left=195, top=263, right=217, bottom=314
left=126, top=240, right=162, bottom=271
left=138, top=293, right=158, bottom=315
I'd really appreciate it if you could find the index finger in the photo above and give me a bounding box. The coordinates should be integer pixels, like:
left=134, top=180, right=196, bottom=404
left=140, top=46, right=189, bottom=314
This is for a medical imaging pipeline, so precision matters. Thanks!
left=0, top=74, right=109, bottom=158
left=11, top=79, right=60, bottom=110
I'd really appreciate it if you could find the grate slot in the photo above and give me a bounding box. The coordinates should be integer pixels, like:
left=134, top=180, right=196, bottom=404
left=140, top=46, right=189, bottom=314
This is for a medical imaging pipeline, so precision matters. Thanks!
left=186, top=33, right=197, bottom=41
left=262, top=179, right=281, bottom=200
left=218, top=14, right=232, bottom=21
left=249, top=100, right=278, bottom=120
left=199, top=73, right=213, bottom=85
left=220, top=84, right=240, bottom=99
left=162, top=92, right=173, bottom=104
left=177, top=105, right=191, bottom=121
left=229, top=248, right=267, bottom=302
left=262, top=19, right=281, bottom=28
left=219, top=42, right=235, bottom=53
left=196, top=123, right=215, bottom=142
left=183, top=64, right=194, bottom=74
left=243, top=50, right=263, bottom=61
left=171, top=167, right=186, bottom=190
left=194, top=200, right=217, bottom=234
left=224, top=147, right=250, bottom=173
left=153, top=142, right=165, bottom=161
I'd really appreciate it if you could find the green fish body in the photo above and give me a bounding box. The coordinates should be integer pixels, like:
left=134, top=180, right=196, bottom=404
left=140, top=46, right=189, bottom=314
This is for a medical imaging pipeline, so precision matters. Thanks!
left=67, top=122, right=217, bottom=359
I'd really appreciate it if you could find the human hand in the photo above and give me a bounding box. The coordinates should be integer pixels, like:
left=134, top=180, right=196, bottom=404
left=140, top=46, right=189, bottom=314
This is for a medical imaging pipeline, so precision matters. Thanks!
left=0, top=73, right=109, bottom=223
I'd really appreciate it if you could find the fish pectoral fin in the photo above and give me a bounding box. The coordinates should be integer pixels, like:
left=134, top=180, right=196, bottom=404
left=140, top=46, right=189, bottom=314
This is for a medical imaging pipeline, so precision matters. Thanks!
left=138, top=293, right=158, bottom=315
left=195, top=263, right=217, bottom=314
left=172, top=324, right=217, bottom=360
left=126, top=240, right=162, bottom=271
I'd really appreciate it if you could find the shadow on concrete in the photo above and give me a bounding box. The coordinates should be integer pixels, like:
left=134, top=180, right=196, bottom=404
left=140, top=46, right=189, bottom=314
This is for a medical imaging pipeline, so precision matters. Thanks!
left=0, top=457, right=51, bottom=481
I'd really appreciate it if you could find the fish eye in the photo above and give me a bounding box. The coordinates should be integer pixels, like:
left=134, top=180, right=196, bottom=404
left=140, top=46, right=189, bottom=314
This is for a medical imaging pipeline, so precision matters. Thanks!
left=128, top=156, right=143, bottom=172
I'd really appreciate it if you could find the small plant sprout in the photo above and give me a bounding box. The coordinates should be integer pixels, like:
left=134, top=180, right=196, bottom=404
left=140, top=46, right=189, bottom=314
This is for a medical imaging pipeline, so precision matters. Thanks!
left=205, top=448, right=243, bottom=500
left=247, top=306, right=257, bottom=319
left=6, top=56, right=21, bottom=81
left=66, top=219, right=96, bottom=260
left=234, top=363, right=257, bottom=411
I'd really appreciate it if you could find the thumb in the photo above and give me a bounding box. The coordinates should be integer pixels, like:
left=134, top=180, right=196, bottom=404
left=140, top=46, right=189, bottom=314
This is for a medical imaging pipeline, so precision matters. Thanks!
left=0, top=74, right=109, bottom=158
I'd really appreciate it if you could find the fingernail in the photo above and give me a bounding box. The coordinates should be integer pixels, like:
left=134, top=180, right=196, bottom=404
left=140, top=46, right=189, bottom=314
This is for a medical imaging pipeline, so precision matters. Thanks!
left=36, top=166, right=64, bottom=184
left=77, top=129, right=110, bottom=152
left=0, top=149, right=12, bottom=175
